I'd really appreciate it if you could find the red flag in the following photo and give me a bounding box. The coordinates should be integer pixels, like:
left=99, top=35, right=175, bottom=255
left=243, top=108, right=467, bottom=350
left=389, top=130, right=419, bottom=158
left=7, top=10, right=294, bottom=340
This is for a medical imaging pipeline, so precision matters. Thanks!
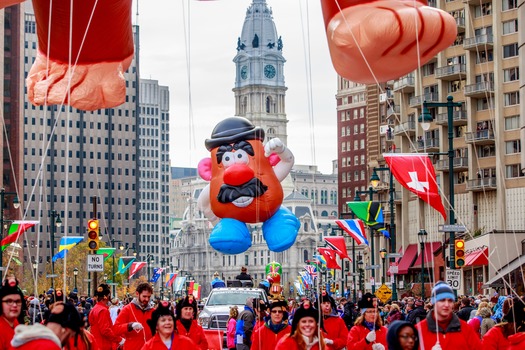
left=128, top=262, right=147, bottom=280
left=318, top=248, right=341, bottom=270
left=384, top=153, right=446, bottom=220
left=1, top=221, right=39, bottom=251
left=324, top=236, right=350, bottom=260
left=188, top=281, right=195, bottom=295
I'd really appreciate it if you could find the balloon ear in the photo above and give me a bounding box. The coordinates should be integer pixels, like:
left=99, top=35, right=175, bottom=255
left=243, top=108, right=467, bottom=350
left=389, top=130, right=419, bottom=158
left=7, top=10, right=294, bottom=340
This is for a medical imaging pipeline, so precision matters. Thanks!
left=198, top=158, right=213, bottom=181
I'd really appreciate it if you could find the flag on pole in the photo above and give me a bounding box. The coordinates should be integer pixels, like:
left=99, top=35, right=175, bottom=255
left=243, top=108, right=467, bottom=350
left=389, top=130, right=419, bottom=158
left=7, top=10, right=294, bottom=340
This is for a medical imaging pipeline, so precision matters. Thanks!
left=116, top=256, right=135, bottom=275
left=346, top=201, right=386, bottom=231
left=1, top=221, right=39, bottom=251
left=294, top=281, right=304, bottom=296
left=188, top=281, right=195, bottom=295
left=384, top=153, right=446, bottom=220
left=173, top=276, right=187, bottom=292
left=324, top=236, right=350, bottom=260
left=52, top=236, right=84, bottom=262
left=335, top=219, right=369, bottom=245
left=192, top=283, right=201, bottom=299
left=150, top=268, right=165, bottom=283
left=12, top=257, right=22, bottom=266
left=304, top=264, right=317, bottom=278
left=166, top=273, right=177, bottom=288
left=318, top=247, right=341, bottom=269
left=96, top=247, right=116, bottom=261
left=128, top=262, right=147, bottom=279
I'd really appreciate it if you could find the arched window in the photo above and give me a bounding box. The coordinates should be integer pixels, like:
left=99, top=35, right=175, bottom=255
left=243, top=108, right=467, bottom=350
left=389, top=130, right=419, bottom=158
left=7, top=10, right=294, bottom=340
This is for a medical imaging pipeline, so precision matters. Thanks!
left=303, top=249, right=309, bottom=263
left=266, top=96, right=273, bottom=113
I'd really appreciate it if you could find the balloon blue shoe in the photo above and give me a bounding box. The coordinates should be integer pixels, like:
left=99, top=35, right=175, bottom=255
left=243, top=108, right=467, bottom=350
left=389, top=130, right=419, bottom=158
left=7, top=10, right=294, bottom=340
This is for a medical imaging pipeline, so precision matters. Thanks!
left=262, top=206, right=300, bottom=252
left=209, top=218, right=252, bottom=255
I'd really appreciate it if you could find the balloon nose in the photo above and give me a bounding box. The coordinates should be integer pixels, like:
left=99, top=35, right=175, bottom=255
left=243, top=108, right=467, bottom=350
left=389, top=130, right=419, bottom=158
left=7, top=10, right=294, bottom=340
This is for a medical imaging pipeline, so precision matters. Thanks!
left=224, top=164, right=254, bottom=186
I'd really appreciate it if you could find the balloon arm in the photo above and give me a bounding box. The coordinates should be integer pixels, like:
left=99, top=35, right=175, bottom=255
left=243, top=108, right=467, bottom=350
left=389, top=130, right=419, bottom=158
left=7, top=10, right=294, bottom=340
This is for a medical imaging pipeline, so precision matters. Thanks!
left=264, top=138, right=294, bottom=182
left=197, top=185, right=219, bottom=226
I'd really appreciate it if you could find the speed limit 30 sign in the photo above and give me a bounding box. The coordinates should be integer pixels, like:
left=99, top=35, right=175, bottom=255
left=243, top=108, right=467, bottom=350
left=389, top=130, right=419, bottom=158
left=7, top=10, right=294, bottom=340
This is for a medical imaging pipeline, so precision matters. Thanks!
left=446, top=269, right=462, bottom=290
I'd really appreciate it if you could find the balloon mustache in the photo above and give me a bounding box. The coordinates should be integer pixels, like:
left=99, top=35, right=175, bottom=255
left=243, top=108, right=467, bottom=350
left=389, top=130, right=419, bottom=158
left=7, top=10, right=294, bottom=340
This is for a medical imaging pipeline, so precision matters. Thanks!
left=217, top=178, right=268, bottom=204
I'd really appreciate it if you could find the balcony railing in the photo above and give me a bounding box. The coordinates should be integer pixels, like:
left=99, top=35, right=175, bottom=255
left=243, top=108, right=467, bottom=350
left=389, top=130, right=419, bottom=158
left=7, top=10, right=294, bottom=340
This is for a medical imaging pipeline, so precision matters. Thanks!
left=466, top=177, right=497, bottom=192
left=463, top=34, right=493, bottom=50
left=435, top=157, right=469, bottom=172
left=465, top=129, right=495, bottom=144
left=409, top=93, right=440, bottom=107
left=435, top=110, right=468, bottom=125
left=464, top=81, right=494, bottom=97
left=435, top=64, right=467, bottom=80
left=393, top=121, right=416, bottom=135
left=416, top=138, right=440, bottom=151
left=393, top=75, right=415, bottom=92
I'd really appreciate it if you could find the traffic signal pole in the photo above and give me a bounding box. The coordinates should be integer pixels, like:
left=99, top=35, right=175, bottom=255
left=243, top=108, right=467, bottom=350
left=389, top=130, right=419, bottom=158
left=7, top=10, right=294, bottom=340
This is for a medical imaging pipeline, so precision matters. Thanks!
left=89, top=197, right=98, bottom=296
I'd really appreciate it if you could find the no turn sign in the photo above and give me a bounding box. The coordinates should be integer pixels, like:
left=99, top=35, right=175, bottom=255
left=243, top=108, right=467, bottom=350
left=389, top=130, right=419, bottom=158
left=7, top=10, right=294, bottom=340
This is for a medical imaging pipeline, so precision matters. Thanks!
left=87, top=254, right=104, bottom=272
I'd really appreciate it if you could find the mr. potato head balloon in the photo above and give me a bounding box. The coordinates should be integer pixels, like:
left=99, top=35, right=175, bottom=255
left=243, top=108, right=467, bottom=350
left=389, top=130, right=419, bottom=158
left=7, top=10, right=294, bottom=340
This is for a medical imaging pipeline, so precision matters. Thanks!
left=197, top=117, right=300, bottom=255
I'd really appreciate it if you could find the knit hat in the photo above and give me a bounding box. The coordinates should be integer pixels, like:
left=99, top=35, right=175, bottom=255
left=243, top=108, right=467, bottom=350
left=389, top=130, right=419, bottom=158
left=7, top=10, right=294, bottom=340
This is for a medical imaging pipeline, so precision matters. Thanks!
left=0, top=279, right=25, bottom=316
left=147, top=300, right=175, bottom=335
left=94, top=283, right=111, bottom=299
left=290, top=300, right=319, bottom=335
left=430, top=281, right=455, bottom=304
left=176, top=295, right=197, bottom=319
left=358, top=293, right=376, bottom=313
left=47, top=302, right=83, bottom=332
left=320, top=291, right=337, bottom=311
left=414, top=299, right=424, bottom=307
left=268, top=299, right=287, bottom=311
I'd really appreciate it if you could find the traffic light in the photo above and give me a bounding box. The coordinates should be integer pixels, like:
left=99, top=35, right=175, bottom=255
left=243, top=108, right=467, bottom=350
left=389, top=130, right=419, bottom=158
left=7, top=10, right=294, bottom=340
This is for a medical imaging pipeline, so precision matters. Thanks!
left=87, top=219, right=100, bottom=250
left=455, top=239, right=465, bottom=268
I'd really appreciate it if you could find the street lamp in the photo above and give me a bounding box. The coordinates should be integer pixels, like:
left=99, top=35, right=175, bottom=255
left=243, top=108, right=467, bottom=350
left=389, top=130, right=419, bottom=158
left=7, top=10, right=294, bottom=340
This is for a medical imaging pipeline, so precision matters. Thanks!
left=73, top=268, right=79, bottom=292
left=357, top=256, right=364, bottom=295
left=420, top=96, right=461, bottom=275
left=417, top=229, right=428, bottom=299
left=146, top=254, right=155, bottom=282
left=49, top=210, right=62, bottom=289
left=371, top=166, right=398, bottom=301
left=379, top=248, right=387, bottom=285
left=0, top=189, right=20, bottom=271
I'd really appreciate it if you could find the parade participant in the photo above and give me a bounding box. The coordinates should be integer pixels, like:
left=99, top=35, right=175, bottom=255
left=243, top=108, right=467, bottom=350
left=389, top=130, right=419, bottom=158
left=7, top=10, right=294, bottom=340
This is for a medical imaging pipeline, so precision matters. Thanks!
left=346, top=292, right=387, bottom=350
left=227, top=306, right=239, bottom=350
left=386, top=304, right=404, bottom=325
left=65, top=327, right=98, bottom=350
left=211, top=272, right=226, bottom=289
left=482, top=296, right=523, bottom=350
left=507, top=296, right=525, bottom=349
left=416, top=281, right=481, bottom=350
left=275, top=300, right=326, bottom=350
left=343, top=301, right=359, bottom=330
left=113, top=282, right=154, bottom=350
left=251, top=299, right=291, bottom=350
left=11, top=301, right=83, bottom=350
left=236, top=297, right=257, bottom=350
left=143, top=300, right=196, bottom=349
left=319, top=292, right=348, bottom=350
left=175, top=295, right=208, bottom=350
left=0, top=276, right=24, bottom=350
left=405, top=299, right=426, bottom=325
left=386, top=321, right=419, bottom=350
left=236, top=267, right=253, bottom=281
left=254, top=299, right=268, bottom=331
left=88, top=283, right=123, bottom=350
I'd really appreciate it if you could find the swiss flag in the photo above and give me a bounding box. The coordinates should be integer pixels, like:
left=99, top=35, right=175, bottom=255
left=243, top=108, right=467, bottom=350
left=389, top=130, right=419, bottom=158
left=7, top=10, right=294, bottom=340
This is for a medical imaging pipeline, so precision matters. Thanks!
left=318, top=247, right=341, bottom=270
left=384, top=153, right=446, bottom=220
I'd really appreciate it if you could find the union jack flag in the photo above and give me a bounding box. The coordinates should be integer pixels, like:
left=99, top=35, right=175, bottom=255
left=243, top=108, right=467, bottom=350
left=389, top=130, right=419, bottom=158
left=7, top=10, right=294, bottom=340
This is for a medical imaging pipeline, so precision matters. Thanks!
left=304, top=264, right=317, bottom=278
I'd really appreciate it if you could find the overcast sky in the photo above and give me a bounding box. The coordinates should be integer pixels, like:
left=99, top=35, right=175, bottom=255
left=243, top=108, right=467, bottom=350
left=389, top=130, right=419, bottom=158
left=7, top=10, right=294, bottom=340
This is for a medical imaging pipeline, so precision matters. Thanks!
left=134, top=0, right=338, bottom=174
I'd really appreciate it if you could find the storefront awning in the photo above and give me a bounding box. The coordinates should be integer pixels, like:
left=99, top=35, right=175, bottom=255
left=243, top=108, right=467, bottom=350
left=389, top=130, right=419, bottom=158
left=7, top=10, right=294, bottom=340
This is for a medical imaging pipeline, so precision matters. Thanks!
left=465, top=247, right=488, bottom=267
left=397, top=244, right=418, bottom=275
left=411, top=242, right=442, bottom=269
left=482, top=254, right=525, bottom=288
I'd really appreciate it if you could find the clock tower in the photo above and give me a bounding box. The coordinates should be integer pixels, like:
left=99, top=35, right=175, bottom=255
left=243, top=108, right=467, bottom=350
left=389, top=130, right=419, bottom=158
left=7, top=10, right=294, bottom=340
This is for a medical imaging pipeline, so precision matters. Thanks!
left=233, top=0, right=288, bottom=145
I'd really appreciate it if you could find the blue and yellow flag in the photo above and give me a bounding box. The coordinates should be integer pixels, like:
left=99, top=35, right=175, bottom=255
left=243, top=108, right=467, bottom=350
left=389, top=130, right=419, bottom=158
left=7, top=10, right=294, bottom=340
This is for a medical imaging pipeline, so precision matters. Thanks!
left=52, top=236, right=84, bottom=262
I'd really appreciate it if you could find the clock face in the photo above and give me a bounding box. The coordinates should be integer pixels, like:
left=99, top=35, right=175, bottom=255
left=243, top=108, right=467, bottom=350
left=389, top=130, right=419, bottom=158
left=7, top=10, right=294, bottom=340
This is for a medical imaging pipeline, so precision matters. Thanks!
left=240, top=65, right=248, bottom=80
left=264, top=64, right=276, bottom=79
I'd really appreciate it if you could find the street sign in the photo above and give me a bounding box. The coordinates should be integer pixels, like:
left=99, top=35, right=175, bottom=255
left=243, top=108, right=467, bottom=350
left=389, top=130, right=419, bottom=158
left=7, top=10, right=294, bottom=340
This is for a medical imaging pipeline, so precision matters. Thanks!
left=46, top=274, right=58, bottom=278
left=389, top=262, right=398, bottom=274
left=87, top=254, right=104, bottom=272
left=387, top=253, right=402, bottom=258
left=446, top=269, right=462, bottom=290
left=83, top=279, right=92, bottom=282
left=365, top=264, right=381, bottom=270
left=347, top=272, right=360, bottom=276
left=438, top=224, right=466, bottom=232
left=375, top=284, right=393, bottom=303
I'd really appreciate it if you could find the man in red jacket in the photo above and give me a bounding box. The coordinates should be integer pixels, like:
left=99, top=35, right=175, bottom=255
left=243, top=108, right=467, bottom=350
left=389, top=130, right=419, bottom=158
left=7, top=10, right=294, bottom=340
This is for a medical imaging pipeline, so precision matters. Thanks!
left=88, top=283, right=124, bottom=349
left=114, top=282, right=154, bottom=350
left=251, top=299, right=291, bottom=350
left=416, top=281, right=482, bottom=350
left=320, top=292, right=348, bottom=350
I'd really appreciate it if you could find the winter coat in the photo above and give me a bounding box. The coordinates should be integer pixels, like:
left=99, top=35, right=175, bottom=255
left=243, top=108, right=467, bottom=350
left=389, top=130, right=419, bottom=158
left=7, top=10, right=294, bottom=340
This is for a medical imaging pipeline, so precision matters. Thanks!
left=346, top=324, right=388, bottom=350
left=386, top=309, right=404, bottom=325
left=415, top=312, right=482, bottom=350
left=10, top=324, right=61, bottom=350
left=141, top=332, right=197, bottom=350
left=406, top=306, right=427, bottom=325
left=457, top=306, right=475, bottom=322
left=0, top=314, right=19, bottom=350
left=323, top=314, right=348, bottom=350
left=275, top=334, right=321, bottom=350
left=236, top=305, right=256, bottom=346
left=65, top=329, right=99, bottom=350
left=481, top=325, right=511, bottom=350
left=175, top=319, right=208, bottom=350
left=89, top=301, right=122, bottom=350
left=251, top=321, right=291, bottom=350
left=227, top=318, right=237, bottom=349
left=113, top=299, right=154, bottom=350
left=508, top=332, right=525, bottom=350
left=342, top=303, right=358, bottom=330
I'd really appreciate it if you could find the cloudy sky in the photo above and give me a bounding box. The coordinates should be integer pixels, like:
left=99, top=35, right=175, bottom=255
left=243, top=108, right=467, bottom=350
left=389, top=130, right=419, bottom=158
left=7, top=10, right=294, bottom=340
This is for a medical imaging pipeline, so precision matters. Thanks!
left=134, top=0, right=338, bottom=174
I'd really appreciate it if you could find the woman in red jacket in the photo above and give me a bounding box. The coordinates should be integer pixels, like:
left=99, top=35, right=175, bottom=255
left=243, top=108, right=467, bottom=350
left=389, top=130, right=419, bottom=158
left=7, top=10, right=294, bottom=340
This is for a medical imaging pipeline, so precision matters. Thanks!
left=319, top=292, right=348, bottom=350
left=88, top=283, right=122, bottom=350
left=142, top=301, right=196, bottom=349
left=346, top=293, right=387, bottom=350
left=275, top=299, right=326, bottom=350
left=175, top=295, right=208, bottom=350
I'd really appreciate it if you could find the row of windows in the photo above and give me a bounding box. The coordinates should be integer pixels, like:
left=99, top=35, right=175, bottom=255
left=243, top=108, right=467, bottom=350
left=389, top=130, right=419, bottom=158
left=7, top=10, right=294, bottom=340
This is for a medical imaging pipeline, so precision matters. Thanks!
left=24, top=116, right=135, bottom=130
left=340, top=107, right=366, bottom=121
left=340, top=154, right=366, bottom=167
left=341, top=124, right=366, bottom=136
left=24, top=178, right=135, bottom=192
left=299, top=189, right=338, bottom=205
left=341, top=139, right=366, bottom=152
left=341, top=170, right=367, bottom=183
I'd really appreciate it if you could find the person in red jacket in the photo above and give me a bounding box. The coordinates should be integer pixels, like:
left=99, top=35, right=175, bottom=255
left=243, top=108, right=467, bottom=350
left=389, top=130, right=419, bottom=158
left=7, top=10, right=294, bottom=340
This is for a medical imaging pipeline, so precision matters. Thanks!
left=320, top=292, right=348, bottom=350
left=88, top=283, right=123, bottom=350
left=11, top=301, right=83, bottom=350
left=415, top=281, right=481, bottom=350
left=275, top=299, right=326, bottom=350
left=483, top=295, right=525, bottom=350
left=175, top=295, right=208, bottom=350
left=251, top=299, right=291, bottom=350
left=506, top=296, right=525, bottom=350
left=0, top=276, right=24, bottom=350
left=113, top=282, right=154, bottom=350
left=346, top=293, right=387, bottom=350
left=142, top=300, right=196, bottom=349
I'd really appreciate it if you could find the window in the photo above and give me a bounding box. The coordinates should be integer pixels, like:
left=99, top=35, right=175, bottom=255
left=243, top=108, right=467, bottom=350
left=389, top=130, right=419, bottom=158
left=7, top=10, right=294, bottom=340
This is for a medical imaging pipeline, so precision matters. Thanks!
left=505, top=140, right=521, bottom=154
left=477, top=145, right=495, bottom=158
left=422, top=62, right=435, bottom=76
left=474, top=3, right=492, bottom=17
left=341, top=127, right=346, bottom=137
left=503, top=43, right=518, bottom=58
left=502, top=0, right=517, bottom=11
left=476, top=97, right=492, bottom=111
left=505, top=115, right=520, bottom=130
left=505, top=164, right=524, bottom=178
left=448, top=80, right=462, bottom=93
left=503, top=19, right=518, bottom=35
left=503, top=67, right=519, bottom=82
left=476, top=50, right=493, bottom=64
left=504, top=91, right=519, bottom=106
left=341, top=142, right=346, bottom=152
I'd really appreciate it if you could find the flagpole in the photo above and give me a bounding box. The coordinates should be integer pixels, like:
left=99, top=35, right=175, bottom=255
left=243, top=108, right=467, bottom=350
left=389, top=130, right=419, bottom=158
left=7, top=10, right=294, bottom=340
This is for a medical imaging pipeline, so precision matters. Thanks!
left=0, top=189, right=20, bottom=275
